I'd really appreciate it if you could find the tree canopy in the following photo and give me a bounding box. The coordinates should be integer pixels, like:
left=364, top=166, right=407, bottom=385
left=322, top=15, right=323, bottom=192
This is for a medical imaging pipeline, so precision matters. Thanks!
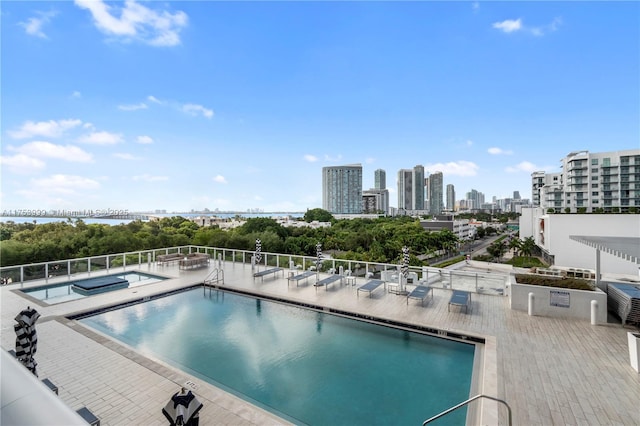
left=1, top=214, right=481, bottom=267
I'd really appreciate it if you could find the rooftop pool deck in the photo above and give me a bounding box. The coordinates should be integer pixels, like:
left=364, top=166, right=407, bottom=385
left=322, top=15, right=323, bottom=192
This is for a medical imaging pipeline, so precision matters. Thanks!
left=2, top=259, right=639, bottom=425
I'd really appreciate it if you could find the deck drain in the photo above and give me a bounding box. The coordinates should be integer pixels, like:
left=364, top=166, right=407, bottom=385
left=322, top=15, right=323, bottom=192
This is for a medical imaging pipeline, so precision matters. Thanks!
left=184, top=380, right=198, bottom=390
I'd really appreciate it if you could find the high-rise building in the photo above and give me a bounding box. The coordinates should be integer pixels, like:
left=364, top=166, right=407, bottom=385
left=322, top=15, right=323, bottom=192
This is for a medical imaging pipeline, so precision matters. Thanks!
left=322, top=164, right=363, bottom=214
left=424, top=176, right=430, bottom=212
left=446, top=184, right=455, bottom=211
left=466, top=189, right=485, bottom=210
left=397, top=169, right=413, bottom=210
left=532, top=149, right=640, bottom=213
left=374, top=169, right=386, bottom=190
left=413, top=165, right=425, bottom=210
left=428, top=171, right=443, bottom=215
left=513, top=190, right=521, bottom=200
left=364, top=169, right=389, bottom=214
left=362, top=189, right=389, bottom=214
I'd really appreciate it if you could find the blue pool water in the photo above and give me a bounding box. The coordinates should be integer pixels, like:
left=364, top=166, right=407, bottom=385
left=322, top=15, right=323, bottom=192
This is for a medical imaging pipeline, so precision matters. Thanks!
left=80, top=288, right=475, bottom=425
left=23, top=272, right=166, bottom=303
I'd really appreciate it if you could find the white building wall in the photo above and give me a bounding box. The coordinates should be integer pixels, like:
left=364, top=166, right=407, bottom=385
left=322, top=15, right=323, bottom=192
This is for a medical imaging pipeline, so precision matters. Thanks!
left=521, top=208, right=640, bottom=276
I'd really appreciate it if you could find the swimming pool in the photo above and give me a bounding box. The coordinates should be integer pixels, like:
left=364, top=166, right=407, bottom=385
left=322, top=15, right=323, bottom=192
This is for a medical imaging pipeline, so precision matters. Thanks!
left=78, top=288, right=475, bottom=425
left=22, top=272, right=166, bottom=303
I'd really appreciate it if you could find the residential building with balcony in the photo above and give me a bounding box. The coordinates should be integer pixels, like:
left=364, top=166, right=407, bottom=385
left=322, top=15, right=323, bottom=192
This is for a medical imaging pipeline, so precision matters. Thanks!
left=533, top=149, right=640, bottom=213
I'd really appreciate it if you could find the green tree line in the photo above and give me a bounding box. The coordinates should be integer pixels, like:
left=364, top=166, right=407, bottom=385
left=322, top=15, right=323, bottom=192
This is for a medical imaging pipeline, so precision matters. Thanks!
left=0, top=209, right=469, bottom=267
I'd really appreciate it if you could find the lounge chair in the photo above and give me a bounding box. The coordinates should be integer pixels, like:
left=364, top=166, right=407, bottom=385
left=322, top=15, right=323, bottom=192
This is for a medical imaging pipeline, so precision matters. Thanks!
left=357, top=280, right=385, bottom=298
left=448, top=290, right=471, bottom=313
left=253, top=267, right=284, bottom=282
left=287, top=270, right=316, bottom=287
left=314, top=274, right=343, bottom=291
left=407, top=285, right=433, bottom=306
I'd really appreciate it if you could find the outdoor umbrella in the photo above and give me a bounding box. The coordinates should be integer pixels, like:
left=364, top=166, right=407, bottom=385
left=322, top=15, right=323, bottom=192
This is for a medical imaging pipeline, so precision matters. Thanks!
left=401, top=245, right=410, bottom=293
left=254, top=239, right=262, bottom=269
left=162, top=388, right=203, bottom=426
left=14, top=306, right=41, bottom=376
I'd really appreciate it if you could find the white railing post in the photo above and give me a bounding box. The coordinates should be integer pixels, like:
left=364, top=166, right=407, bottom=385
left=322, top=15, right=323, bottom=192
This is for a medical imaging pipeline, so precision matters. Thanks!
left=591, top=300, right=598, bottom=325
left=528, top=292, right=535, bottom=316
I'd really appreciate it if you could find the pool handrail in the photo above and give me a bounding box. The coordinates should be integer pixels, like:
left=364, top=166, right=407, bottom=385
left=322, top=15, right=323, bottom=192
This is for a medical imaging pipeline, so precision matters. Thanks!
left=422, top=393, right=512, bottom=426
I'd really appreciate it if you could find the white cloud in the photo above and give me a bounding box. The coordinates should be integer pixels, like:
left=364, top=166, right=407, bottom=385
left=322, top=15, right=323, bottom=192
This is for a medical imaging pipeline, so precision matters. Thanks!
left=147, top=95, right=164, bottom=104
left=304, top=154, right=318, bottom=162
left=505, top=161, right=538, bottom=173
left=531, top=17, right=563, bottom=37
left=493, top=17, right=562, bottom=36
left=74, top=0, right=188, bottom=47
left=466, top=140, right=473, bottom=147
left=472, top=2, right=480, bottom=12
left=213, top=175, right=227, bottom=184
left=424, top=160, right=479, bottom=177
left=182, top=103, right=214, bottom=119
left=118, top=102, right=147, bottom=111
left=8, top=119, right=82, bottom=139
left=132, top=174, right=168, bottom=182
left=19, top=11, right=57, bottom=39
left=365, top=157, right=375, bottom=164
left=114, top=153, right=140, bottom=160
left=488, top=147, right=513, bottom=155
left=71, top=91, right=82, bottom=99
left=78, top=131, right=124, bottom=145
left=492, top=19, right=522, bottom=33
left=136, top=135, right=153, bottom=144
left=0, top=154, right=46, bottom=174
left=30, top=174, right=100, bottom=195
left=10, top=141, right=93, bottom=162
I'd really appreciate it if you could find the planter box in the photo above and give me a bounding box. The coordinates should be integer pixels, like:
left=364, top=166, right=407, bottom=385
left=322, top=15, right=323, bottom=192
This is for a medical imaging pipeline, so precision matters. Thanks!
left=629, top=332, right=640, bottom=373
left=510, top=280, right=607, bottom=323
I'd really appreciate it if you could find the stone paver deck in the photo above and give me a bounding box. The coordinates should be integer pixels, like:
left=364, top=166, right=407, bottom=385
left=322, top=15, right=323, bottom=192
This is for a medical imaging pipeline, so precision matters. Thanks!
left=2, top=260, right=639, bottom=425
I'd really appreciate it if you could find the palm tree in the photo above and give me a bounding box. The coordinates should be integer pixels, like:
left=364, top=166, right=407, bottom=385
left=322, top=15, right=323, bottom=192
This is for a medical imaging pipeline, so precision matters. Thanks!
left=520, top=236, right=536, bottom=257
left=508, top=237, right=523, bottom=257
left=486, top=240, right=508, bottom=262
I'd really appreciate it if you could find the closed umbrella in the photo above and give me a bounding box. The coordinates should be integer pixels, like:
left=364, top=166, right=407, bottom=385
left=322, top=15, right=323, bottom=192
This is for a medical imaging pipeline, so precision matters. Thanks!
left=162, top=388, right=203, bottom=426
left=315, top=242, right=322, bottom=271
left=400, top=246, right=410, bottom=294
left=14, top=306, right=40, bottom=376
left=254, top=239, right=262, bottom=269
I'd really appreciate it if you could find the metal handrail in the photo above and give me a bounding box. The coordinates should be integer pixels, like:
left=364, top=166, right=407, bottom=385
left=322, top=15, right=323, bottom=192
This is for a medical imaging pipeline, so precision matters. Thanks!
left=422, top=394, right=512, bottom=426
left=204, top=268, right=224, bottom=285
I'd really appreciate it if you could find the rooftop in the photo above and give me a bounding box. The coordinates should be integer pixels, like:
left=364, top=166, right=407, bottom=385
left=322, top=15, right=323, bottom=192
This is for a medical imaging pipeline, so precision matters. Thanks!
left=2, top=249, right=639, bottom=425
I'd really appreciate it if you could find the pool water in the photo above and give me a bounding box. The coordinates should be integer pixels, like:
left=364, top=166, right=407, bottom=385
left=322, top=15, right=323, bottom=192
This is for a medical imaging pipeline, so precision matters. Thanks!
left=23, top=272, right=166, bottom=303
left=79, top=288, right=475, bottom=425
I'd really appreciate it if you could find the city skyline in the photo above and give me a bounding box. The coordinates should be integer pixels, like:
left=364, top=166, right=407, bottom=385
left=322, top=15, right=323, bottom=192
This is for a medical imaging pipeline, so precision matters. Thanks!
left=1, top=1, right=638, bottom=213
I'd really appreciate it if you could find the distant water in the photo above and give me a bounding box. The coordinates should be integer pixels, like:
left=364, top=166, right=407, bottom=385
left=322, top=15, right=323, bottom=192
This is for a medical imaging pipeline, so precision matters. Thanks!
left=0, top=212, right=304, bottom=226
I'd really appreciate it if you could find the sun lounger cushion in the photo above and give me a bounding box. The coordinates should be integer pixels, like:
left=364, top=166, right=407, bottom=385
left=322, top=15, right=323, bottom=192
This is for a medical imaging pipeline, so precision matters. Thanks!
left=357, top=280, right=385, bottom=297
left=448, top=290, right=471, bottom=313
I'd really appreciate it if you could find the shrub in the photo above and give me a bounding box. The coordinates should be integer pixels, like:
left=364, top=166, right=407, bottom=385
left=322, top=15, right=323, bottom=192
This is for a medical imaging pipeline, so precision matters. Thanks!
left=514, top=274, right=594, bottom=290
left=507, top=256, right=546, bottom=268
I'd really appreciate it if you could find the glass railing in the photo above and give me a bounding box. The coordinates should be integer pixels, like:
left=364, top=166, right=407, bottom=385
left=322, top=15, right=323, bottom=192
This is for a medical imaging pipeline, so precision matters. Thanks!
left=0, top=245, right=510, bottom=295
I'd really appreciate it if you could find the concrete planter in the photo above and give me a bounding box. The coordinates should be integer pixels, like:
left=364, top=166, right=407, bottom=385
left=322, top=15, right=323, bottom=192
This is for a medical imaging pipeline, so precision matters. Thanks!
left=509, top=280, right=607, bottom=323
left=629, top=332, right=640, bottom=373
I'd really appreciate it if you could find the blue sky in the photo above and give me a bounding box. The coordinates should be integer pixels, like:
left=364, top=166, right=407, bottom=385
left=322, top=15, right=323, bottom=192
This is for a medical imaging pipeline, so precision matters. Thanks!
left=1, top=1, right=638, bottom=213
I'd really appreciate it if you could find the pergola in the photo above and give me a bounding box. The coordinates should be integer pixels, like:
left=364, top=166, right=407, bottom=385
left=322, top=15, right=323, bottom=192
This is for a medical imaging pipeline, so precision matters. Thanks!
left=569, top=236, right=640, bottom=285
